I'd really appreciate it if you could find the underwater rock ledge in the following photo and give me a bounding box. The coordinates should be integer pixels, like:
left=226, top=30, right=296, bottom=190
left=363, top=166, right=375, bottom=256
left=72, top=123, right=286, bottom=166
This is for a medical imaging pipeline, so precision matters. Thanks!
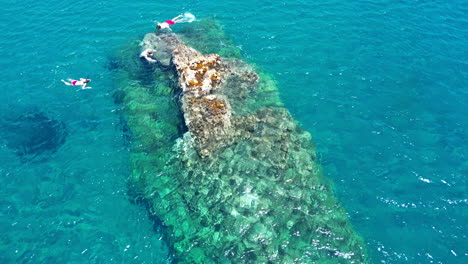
left=125, top=25, right=369, bottom=263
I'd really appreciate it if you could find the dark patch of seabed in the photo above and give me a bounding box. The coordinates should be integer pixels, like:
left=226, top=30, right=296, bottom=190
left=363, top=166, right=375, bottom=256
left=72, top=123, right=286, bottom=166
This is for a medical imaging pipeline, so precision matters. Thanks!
left=1, top=111, right=67, bottom=161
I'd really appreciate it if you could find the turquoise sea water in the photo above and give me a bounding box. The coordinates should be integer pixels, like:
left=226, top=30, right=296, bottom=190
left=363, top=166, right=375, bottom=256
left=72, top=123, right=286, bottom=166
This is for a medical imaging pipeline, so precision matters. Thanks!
left=0, top=0, right=466, bottom=263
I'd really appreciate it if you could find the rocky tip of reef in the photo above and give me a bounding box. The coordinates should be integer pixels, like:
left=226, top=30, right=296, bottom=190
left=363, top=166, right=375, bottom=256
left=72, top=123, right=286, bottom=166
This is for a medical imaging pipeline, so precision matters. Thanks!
left=141, top=32, right=262, bottom=158
left=172, top=43, right=233, bottom=157
left=141, top=32, right=181, bottom=66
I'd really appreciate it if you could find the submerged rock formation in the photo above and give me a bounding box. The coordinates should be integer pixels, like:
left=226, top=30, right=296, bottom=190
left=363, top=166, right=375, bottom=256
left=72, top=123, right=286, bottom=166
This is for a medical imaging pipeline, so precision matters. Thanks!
left=1, top=111, right=67, bottom=161
left=116, top=21, right=368, bottom=264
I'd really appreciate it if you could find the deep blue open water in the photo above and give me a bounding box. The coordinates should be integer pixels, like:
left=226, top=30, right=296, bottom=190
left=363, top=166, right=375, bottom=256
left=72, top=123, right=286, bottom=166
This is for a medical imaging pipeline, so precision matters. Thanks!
left=0, top=0, right=466, bottom=263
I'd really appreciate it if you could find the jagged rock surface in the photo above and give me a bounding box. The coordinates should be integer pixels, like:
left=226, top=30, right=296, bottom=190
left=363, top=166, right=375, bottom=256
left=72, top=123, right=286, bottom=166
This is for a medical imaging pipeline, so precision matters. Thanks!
left=172, top=44, right=234, bottom=157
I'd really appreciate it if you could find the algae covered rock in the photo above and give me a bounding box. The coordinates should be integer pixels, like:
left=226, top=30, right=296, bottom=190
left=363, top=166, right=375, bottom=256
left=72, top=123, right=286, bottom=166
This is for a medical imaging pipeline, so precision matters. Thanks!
left=117, top=22, right=369, bottom=263
left=172, top=43, right=233, bottom=157
left=173, top=44, right=224, bottom=97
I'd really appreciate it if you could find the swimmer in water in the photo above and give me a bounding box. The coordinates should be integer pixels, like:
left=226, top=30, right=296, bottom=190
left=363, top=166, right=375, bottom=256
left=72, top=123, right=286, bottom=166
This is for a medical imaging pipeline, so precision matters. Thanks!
left=61, top=78, right=92, bottom=89
left=156, top=13, right=196, bottom=31
left=140, top=49, right=157, bottom=63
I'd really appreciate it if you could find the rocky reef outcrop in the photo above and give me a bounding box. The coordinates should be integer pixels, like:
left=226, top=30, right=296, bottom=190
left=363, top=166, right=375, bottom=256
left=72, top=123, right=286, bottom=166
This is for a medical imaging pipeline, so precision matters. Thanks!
left=172, top=44, right=232, bottom=157
left=117, top=21, right=368, bottom=264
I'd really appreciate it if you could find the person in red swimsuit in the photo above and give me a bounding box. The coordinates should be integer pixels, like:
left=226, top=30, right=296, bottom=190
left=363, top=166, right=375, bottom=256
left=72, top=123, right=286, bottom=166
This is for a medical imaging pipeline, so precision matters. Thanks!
left=156, top=15, right=185, bottom=31
left=61, top=78, right=92, bottom=89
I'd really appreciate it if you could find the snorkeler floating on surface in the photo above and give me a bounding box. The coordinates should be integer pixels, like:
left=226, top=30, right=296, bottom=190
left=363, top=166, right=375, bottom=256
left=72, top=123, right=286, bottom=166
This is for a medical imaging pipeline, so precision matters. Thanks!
left=61, top=78, right=92, bottom=89
left=140, top=49, right=157, bottom=63
left=156, top=12, right=196, bottom=31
